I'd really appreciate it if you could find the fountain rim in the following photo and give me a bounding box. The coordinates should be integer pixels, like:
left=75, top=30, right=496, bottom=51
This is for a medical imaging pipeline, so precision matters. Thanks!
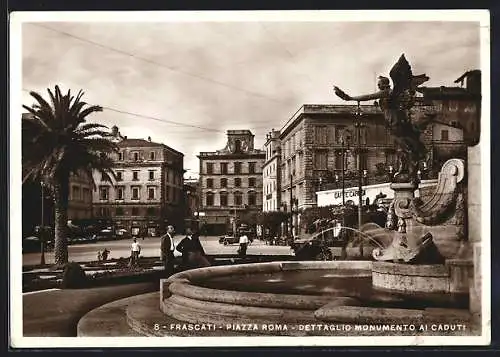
left=161, top=261, right=373, bottom=309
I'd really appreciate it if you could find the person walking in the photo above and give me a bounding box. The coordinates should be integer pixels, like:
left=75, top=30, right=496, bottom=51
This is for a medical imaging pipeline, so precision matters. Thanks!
left=160, top=225, right=176, bottom=277
left=130, top=238, right=141, bottom=267
left=238, top=233, right=249, bottom=257
left=176, top=228, right=210, bottom=270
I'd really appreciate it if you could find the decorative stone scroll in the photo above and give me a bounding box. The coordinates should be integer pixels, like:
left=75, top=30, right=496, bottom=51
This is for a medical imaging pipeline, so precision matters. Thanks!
left=373, top=158, right=466, bottom=263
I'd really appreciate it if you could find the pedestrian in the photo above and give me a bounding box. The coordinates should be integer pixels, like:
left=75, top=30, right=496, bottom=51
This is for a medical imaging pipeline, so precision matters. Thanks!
left=160, top=225, right=176, bottom=277
left=176, top=228, right=211, bottom=270
left=130, top=238, right=141, bottom=267
left=238, top=233, right=249, bottom=257
left=102, top=248, right=110, bottom=261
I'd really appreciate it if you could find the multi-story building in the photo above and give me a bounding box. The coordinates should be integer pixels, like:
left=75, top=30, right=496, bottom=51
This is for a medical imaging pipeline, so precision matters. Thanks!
left=279, top=104, right=391, bottom=212
left=198, top=130, right=265, bottom=235
left=416, top=69, right=481, bottom=147
left=92, top=128, right=184, bottom=236
left=68, top=171, right=94, bottom=220
left=262, top=129, right=282, bottom=212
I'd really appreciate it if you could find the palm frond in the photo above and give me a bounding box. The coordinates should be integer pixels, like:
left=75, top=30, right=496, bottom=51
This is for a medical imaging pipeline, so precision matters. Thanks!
left=77, top=105, right=103, bottom=122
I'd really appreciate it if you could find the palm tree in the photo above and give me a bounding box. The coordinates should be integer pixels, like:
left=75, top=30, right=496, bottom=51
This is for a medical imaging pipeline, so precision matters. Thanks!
left=22, top=85, right=118, bottom=266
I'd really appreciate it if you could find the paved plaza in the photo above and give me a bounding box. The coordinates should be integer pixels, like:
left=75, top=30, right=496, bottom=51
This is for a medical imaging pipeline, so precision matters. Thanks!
left=22, top=235, right=293, bottom=266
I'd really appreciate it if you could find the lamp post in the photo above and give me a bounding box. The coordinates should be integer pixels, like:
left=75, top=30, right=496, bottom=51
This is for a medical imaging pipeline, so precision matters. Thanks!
left=289, top=173, right=293, bottom=237
left=40, top=181, right=46, bottom=266
left=354, top=102, right=366, bottom=256
left=341, top=137, right=346, bottom=207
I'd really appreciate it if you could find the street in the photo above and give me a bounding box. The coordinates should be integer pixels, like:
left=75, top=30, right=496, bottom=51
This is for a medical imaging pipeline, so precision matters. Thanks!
left=22, top=235, right=294, bottom=266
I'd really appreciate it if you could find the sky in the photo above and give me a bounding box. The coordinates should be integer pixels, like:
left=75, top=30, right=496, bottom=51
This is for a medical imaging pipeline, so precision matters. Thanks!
left=19, top=13, right=483, bottom=179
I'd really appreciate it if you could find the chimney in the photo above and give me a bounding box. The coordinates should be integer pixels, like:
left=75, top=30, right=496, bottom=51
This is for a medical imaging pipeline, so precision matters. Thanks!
left=148, top=136, right=152, bottom=142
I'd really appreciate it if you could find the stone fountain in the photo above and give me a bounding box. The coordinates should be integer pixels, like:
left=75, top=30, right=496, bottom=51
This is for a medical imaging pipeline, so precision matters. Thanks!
left=77, top=55, right=482, bottom=337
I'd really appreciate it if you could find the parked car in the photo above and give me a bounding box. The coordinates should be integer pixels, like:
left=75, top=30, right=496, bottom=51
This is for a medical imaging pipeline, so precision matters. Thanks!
left=289, top=227, right=347, bottom=261
left=22, top=235, right=54, bottom=253
left=218, top=235, right=240, bottom=245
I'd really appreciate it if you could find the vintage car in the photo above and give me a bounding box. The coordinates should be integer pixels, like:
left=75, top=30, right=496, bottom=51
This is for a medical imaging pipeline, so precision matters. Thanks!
left=290, top=226, right=347, bottom=261
left=218, top=235, right=240, bottom=245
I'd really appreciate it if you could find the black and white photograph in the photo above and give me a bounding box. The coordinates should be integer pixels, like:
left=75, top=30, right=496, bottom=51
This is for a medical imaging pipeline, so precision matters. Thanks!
left=9, top=10, right=490, bottom=348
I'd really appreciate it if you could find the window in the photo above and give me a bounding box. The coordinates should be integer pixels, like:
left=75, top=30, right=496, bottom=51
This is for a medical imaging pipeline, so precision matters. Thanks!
left=72, top=186, right=80, bottom=201
left=206, top=192, right=214, bottom=206
left=133, top=152, right=140, bottom=161
left=150, top=151, right=155, bottom=160
left=118, top=152, right=124, bottom=161
left=249, top=177, right=256, bottom=187
left=314, top=151, right=328, bottom=170
left=132, top=187, right=140, bottom=200
left=234, top=192, right=242, bottom=206
left=248, top=192, right=257, bottom=206
left=359, top=151, right=368, bottom=170
left=116, top=171, right=123, bottom=181
left=220, top=163, right=228, bottom=174
left=207, top=178, right=214, bottom=188
left=206, top=163, right=213, bottom=174
left=441, top=130, right=449, bottom=141
left=221, top=178, right=227, bottom=188
left=234, top=140, right=242, bottom=153
left=249, top=162, right=256, bottom=174
left=116, top=207, right=124, bottom=216
left=146, top=207, right=156, bottom=216
left=132, top=171, right=139, bottom=181
left=131, top=207, right=139, bottom=215
left=148, top=187, right=156, bottom=200
left=220, top=192, right=228, bottom=207
left=99, top=207, right=110, bottom=217
left=101, top=172, right=107, bottom=181
left=234, top=162, right=242, bottom=174
left=99, top=186, right=109, bottom=200
left=82, top=188, right=90, bottom=203
left=315, top=126, right=328, bottom=145
left=335, top=125, right=346, bottom=143
left=149, top=170, right=155, bottom=181
left=116, top=187, right=124, bottom=200
left=235, top=178, right=241, bottom=187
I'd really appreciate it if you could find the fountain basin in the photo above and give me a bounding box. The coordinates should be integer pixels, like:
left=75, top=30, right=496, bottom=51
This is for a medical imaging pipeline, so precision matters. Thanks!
left=372, top=260, right=473, bottom=296
left=160, top=261, right=472, bottom=334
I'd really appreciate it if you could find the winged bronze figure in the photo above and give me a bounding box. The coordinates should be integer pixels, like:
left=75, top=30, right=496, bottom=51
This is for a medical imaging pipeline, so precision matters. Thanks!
left=333, top=54, right=430, bottom=183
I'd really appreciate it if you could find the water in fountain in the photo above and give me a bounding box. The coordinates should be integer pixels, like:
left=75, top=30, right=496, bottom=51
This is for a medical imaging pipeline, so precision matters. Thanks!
left=335, top=225, right=386, bottom=249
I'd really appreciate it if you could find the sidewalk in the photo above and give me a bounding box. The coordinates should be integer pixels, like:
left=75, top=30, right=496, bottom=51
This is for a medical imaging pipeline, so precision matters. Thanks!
left=22, top=282, right=157, bottom=337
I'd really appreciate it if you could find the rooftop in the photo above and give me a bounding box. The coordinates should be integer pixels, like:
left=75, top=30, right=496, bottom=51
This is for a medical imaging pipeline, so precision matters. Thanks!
left=117, top=138, right=184, bottom=156
left=280, top=104, right=382, bottom=137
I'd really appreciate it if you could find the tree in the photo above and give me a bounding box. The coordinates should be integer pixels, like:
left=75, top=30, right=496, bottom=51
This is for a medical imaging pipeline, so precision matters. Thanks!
left=257, top=211, right=289, bottom=237
left=22, top=85, right=118, bottom=266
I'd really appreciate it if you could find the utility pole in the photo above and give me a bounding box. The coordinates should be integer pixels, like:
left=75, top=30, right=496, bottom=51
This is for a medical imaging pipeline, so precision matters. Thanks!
left=40, top=181, right=46, bottom=265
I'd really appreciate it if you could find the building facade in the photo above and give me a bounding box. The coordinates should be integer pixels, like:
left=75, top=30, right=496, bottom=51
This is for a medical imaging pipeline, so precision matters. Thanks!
left=279, top=104, right=393, bottom=213
left=92, top=129, right=184, bottom=236
left=198, top=130, right=265, bottom=236
left=262, top=129, right=282, bottom=212
left=68, top=171, right=94, bottom=220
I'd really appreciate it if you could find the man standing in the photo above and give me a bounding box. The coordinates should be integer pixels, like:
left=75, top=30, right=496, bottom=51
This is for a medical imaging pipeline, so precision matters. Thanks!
left=160, top=225, right=176, bottom=277
left=130, top=238, right=141, bottom=267
left=176, top=228, right=210, bottom=270
left=238, top=233, right=249, bottom=257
